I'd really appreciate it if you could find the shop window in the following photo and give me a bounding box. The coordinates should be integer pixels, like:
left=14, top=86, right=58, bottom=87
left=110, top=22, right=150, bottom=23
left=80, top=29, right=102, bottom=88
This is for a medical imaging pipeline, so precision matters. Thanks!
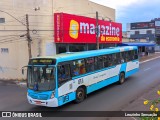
left=88, top=44, right=96, bottom=50
left=57, top=45, right=67, bottom=54
left=69, top=44, right=85, bottom=52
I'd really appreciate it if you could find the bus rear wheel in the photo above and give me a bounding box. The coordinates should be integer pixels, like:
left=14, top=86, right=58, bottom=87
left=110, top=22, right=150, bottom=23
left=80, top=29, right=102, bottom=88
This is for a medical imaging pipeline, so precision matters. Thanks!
left=75, top=87, right=85, bottom=103
left=119, top=72, right=125, bottom=84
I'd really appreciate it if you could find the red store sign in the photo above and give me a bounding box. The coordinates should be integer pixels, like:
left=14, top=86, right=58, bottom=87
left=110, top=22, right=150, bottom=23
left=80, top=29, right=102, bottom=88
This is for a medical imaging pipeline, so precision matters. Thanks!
left=54, top=13, right=122, bottom=43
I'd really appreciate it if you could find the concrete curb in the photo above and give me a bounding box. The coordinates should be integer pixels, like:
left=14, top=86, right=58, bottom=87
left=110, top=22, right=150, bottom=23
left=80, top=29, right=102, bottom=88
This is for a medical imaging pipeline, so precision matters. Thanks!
left=16, top=81, right=27, bottom=86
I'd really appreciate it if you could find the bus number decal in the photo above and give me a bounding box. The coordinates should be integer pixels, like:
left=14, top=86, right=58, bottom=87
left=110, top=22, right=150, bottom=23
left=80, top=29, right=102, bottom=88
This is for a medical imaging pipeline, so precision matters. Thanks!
left=69, top=84, right=72, bottom=89
left=78, top=78, right=83, bottom=84
left=63, top=95, right=69, bottom=103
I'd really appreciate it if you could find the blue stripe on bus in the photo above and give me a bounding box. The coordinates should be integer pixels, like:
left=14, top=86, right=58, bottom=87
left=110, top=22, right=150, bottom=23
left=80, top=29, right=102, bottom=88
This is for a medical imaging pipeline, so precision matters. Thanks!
left=87, top=75, right=119, bottom=94
left=58, top=92, right=76, bottom=106
left=126, top=68, right=139, bottom=78
left=28, top=89, right=52, bottom=100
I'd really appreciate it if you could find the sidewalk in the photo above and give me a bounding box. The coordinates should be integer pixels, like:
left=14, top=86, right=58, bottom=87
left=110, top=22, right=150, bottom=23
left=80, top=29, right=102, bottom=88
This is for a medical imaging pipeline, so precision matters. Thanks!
left=139, top=52, right=160, bottom=62
left=107, top=53, right=160, bottom=120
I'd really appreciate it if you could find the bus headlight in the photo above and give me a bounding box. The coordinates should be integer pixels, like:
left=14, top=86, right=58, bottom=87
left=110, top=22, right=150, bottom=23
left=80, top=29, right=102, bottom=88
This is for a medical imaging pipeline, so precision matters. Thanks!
left=50, top=92, right=55, bottom=99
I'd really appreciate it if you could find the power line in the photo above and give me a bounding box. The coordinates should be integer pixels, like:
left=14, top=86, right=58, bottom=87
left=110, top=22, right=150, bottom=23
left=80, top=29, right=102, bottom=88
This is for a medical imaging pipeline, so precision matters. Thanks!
left=0, top=38, right=27, bottom=44
left=0, top=10, right=26, bottom=26
left=0, top=36, right=20, bottom=42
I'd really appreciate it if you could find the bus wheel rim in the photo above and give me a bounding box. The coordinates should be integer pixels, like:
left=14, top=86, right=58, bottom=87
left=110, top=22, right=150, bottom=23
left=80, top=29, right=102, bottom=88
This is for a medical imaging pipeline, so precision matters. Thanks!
left=77, top=91, right=83, bottom=99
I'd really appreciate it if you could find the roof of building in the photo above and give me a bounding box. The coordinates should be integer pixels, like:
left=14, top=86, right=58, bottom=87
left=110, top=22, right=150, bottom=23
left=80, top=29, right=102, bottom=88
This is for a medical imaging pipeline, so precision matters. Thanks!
left=118, top=42, right=156, bottom=47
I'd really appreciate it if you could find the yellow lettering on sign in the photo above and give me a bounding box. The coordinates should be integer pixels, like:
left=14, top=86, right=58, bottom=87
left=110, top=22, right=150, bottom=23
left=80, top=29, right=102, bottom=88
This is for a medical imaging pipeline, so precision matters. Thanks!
left=39, top=60, right=52, bottom=63
left=105, top=37, right=120, bottom=41
left=33, top=60, right=38, bottom=63
left=101, top=35, right=105, bottom=41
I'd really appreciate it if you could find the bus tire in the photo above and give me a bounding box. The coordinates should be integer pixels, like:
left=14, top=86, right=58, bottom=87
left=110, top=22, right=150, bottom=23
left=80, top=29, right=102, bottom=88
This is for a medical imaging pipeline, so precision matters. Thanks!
left=119, top=72, right=125, bottom=84
left=75, top=87, right=85, bottom=103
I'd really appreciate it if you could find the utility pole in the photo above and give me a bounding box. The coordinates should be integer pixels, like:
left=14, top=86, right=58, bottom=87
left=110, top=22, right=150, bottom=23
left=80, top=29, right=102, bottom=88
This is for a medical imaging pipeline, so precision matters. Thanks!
left=26, top=14, right=32, bottom=59
left=96, top=11, right=99, bottom=50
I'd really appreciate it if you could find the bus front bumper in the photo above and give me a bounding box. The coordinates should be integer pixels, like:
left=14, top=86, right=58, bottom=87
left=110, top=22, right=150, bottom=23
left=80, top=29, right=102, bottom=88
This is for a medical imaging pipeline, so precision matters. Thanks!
left=27, top=95, right=58, bottom=107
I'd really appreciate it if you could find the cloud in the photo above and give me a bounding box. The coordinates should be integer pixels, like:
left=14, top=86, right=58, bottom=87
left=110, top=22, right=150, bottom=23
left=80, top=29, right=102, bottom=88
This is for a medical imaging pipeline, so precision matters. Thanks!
left=90, top=0, right=160, bottom=30
left=89, top=0, right=139, bottom=9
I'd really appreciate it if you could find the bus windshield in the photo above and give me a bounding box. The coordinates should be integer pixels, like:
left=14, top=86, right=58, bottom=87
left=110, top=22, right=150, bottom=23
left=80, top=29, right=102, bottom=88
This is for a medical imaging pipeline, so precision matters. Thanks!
left=27, top=66, right=55, bottom=91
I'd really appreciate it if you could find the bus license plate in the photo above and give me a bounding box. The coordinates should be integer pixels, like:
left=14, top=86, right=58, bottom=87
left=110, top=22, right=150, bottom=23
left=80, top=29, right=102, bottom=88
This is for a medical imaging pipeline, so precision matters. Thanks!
left=35, top=101, right=41, bottom=104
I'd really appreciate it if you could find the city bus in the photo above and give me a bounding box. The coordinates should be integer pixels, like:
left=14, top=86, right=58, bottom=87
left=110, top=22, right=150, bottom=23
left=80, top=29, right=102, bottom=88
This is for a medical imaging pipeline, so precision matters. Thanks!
left=23, top=46, right=139, bottom=107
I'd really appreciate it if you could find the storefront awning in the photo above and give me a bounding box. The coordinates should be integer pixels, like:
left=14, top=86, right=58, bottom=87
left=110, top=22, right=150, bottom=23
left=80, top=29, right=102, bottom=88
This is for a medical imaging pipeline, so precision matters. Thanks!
left=118, top=42, right=156, bottom=47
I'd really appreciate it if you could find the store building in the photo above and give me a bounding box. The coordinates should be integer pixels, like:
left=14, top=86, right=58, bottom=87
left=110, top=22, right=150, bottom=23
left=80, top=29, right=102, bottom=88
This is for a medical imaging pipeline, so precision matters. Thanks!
left=55, top=13, right=122, bottom=53
left=126, top=20, right=160, bottom=55
left=126, top=21, right=155, bottom=42
left=0, top=0, right=121, bottom=79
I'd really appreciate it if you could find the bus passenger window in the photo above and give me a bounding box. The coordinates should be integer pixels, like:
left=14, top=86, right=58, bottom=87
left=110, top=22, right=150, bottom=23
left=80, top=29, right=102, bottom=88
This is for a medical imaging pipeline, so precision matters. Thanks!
left=116, top=53, right=121, bottom=64
left=71, top=59, right=86, bottom=77
left=120, top=53, right=125, bottom=63
left=58, top=64, right=71, bottom=86
left=108, top=54, right=112, bottom=67
left=86, top=57, right=94, bottom=72
left=112, top=54, right=117, bottom=65
left=97, top=56, right=104, bottom=69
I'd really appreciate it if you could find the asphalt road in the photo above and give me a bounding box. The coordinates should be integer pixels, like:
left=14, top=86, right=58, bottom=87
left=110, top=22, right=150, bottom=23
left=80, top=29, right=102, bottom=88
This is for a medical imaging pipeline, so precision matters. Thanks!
left=0, top=58, right=160, bottom=120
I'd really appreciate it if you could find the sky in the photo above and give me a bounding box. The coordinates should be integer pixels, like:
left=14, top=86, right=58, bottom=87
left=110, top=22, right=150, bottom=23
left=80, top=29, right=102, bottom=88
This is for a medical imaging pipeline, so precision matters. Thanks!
left=90, top=0, right=160, bottom=31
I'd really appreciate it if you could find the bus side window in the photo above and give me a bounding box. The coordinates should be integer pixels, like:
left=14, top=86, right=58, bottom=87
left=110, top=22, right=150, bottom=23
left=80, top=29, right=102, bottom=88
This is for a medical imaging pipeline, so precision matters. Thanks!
left=134, top=50, right=138, bottom=59
left=107, top=54, right=112, bottom=67
left=58, top=64, right=71, bottom=86
left=97, top=56, right=104, bottom=69
left=120, top=52, right=125, bottom=63
left=103, top=55, right=108, bottom=68
left=86, top=57, right=95, bottom=73
left=116, top=52, right=121, bottom=64
left=71, top=59, right=86, bottom=77
left=122, top=51, right=127, bottom=62
left=94, top=57, right=98, bottom=70
left=130, top=50, right=135, bottom=60
left=112, top=54, right=117, bottom=65
left=126, top=51, right=131, bottom=62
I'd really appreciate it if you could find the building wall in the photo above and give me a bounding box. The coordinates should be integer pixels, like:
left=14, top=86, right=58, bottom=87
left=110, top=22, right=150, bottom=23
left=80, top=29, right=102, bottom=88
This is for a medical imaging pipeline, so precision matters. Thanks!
left=126, top=23, right=155, bottom=41
left=0, top=0, right=115, bottom=79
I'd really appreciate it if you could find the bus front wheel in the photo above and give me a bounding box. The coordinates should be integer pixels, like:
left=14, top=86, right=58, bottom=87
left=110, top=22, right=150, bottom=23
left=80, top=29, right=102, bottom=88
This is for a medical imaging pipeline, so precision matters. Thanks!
left=119, top=72, right=125, bottom=84
left=75, top=87, right=85, bottom=103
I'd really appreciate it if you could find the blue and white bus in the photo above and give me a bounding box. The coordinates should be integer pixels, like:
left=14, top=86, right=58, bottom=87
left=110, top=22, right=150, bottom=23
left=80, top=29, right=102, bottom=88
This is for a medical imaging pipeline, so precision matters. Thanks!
left=24, top=46, right=139, bottom=107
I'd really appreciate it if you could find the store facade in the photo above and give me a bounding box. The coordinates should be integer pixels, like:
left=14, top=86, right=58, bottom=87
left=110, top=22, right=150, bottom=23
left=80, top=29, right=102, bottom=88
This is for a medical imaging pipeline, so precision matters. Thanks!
left=0, top=0, right=121, bottom=79
left=54, top=13, right=122, bottom=53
